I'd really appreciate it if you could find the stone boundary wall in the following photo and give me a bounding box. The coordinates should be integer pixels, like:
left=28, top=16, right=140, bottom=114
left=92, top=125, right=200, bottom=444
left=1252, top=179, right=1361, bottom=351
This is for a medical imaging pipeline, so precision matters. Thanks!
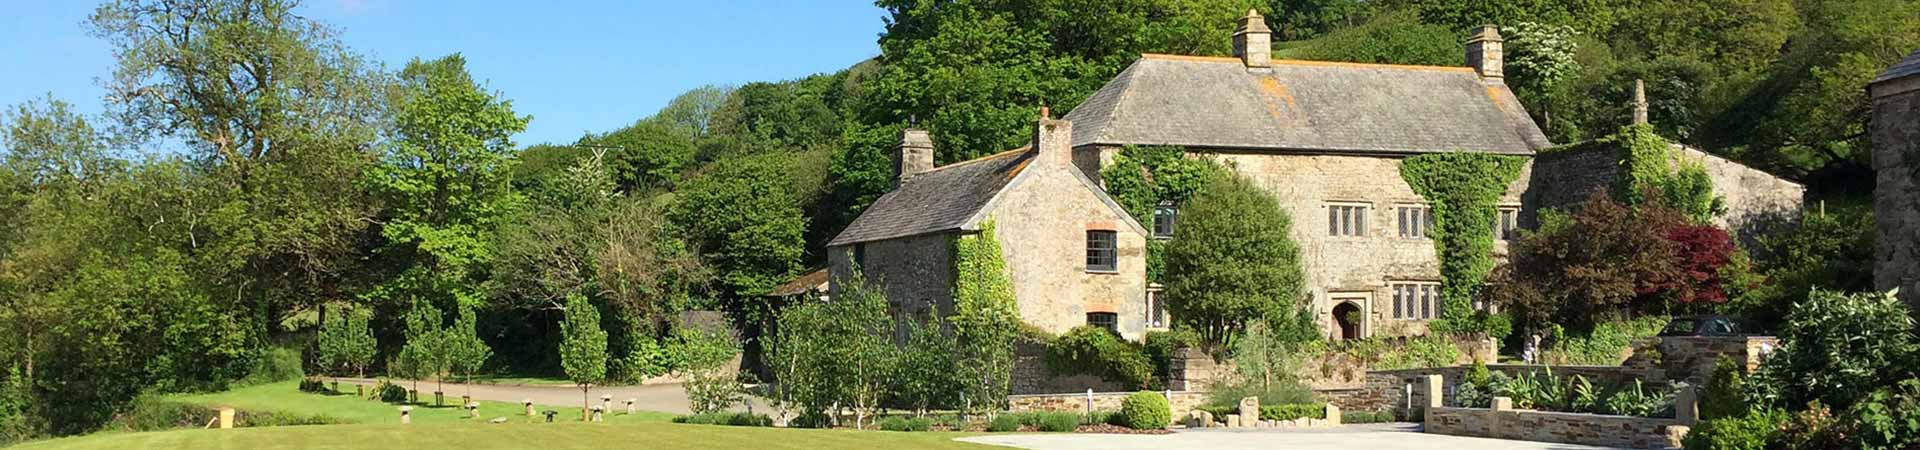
left=1426, top=404, right=1686, bottom=449
left=1639, top=336, right=1778, bottom=386
left=1010, top=340, right=1128, bottom=395
left=1166, top=347, right=1227, bottom=391
left=1007, top=390, right=1207, bottom=421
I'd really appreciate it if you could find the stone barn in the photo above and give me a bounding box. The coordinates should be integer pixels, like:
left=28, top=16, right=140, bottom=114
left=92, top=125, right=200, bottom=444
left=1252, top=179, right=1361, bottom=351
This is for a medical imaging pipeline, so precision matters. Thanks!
left=1875, top=48, right=1920, bottom=308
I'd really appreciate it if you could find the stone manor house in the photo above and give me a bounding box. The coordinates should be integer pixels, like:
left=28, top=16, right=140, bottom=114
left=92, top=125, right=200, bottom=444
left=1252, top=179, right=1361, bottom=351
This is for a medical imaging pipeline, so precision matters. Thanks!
left=826, top=10, right=1805, bottom=345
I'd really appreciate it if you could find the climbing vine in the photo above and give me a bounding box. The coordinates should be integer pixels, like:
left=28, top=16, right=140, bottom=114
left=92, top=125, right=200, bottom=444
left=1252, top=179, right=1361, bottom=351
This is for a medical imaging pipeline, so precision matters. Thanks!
left=1400, top=152, right=1526, bottom=338
left=1610, top=125, right=1722, bottom=222
left=1099, top=145, right=1225, bottom=282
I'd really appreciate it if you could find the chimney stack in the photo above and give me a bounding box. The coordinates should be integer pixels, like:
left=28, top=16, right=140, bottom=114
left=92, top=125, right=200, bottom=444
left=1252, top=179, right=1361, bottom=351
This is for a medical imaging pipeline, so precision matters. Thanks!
left=1034, top=107, right=1073, bottom=166
left=1233, top=9, right=1272, bottom=69
left=894, top=128, right=934, bottom=188
left=1632, top=79, right=1650, bottom=125
left=1466, top=25, right=1504, bottom=80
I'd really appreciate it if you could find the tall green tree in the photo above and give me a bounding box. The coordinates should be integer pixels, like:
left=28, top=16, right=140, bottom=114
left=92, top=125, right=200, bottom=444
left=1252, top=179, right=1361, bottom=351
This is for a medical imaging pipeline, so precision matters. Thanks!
left=667, top=154, right=805, bottom=301
left=1161, top=173, right=1305, bottom=351
left=366, top=54, right=529, bottom=318
left=89, top=0, right=388, bottom=330
left=318, top=306, right=377, bottom=379
left=397, top=300, right=447, bottom=397
left=559, top=292, right=608, bottom=420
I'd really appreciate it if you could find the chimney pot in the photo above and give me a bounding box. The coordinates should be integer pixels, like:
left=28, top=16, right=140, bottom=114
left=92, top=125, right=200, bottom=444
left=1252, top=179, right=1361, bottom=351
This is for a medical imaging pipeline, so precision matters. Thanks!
left=1466, top=25, right=1504, bottom=80
left=894, top=129, right=934, bottom=188
left=1233, top=9, right=1272, bottom=68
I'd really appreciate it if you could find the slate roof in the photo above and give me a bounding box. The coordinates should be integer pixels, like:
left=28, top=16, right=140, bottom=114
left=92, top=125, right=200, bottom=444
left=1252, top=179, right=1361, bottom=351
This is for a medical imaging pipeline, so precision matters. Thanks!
left=1064, top=55, right=1551, bottom=154
left=827, top=148, right=1036, bottom=246
left=1875, top=49, right=1920, bottom=85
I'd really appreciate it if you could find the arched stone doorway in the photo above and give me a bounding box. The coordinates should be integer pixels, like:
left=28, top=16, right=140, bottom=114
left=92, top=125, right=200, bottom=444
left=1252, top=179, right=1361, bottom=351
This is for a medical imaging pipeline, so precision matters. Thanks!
left=1332, top=301, right=1362, bottom=340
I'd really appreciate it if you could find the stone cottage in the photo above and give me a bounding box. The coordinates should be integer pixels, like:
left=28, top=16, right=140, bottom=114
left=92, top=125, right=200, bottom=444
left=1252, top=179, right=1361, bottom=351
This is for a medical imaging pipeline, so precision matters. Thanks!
left=830, top=9, right=1806, bottom=347
left=825, top=114, right=1153, bottom=341
left=1874, top=49, right=1920, bottom=308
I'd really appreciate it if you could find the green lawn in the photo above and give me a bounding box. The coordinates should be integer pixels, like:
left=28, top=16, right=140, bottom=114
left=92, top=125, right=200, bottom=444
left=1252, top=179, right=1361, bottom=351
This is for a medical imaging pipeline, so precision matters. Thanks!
left=164, top=380, right=675, bottom=425
left=10, top=422, right=999, bottom=450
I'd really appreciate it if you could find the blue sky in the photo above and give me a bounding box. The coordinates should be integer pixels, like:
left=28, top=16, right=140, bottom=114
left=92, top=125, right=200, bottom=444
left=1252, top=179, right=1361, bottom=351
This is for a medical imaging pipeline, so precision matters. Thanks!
left=0, top=0, right=889, bottom=147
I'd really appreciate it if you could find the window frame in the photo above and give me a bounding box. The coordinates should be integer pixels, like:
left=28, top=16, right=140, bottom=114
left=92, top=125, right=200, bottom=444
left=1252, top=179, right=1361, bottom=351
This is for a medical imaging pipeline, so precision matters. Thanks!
left=1390, top=281, right=1443, bottom=320
left=1087, top=312, right=1119, bottom=334
left=1327, top=202, right=1371, bottom=238
left=1085, top=230, right=1119, bottom=273
left=1495, top=206, right=1521, bottom=241
left=1152, top=201, right=1178, bottom=239
left=1397, top=204, right=1433, bottom=239
left=1146, top=287, right=1167, bottom=329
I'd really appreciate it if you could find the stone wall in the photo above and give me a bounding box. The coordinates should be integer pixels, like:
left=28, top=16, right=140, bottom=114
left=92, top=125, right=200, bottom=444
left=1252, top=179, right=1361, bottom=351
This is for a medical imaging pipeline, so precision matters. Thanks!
left=1076, top=145, right=1534, bottom=341
left=1874, top=55, right=1920, bottom=309
left=1007, top=390, right=1208, bottom=422
left=1165, top=347, right=1227, bottom=391
left=989, top=149, right=1151, bottom=340
left=1426, top=404, right=1686, bottom=449
left=1530, top=143, right=1804, bottom=247
left=1010, top=340, right=1130, bottom=395
left=828, top=232, right=957, bottom=335
left=1639, top=336, right=1778, bottom=385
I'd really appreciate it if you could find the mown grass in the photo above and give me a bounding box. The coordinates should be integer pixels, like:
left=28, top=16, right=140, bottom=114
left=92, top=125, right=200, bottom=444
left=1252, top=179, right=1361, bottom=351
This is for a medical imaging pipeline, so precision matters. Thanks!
left=10, top=422, right=998, bottom=450
left=157, top=380, right=674, bottom=425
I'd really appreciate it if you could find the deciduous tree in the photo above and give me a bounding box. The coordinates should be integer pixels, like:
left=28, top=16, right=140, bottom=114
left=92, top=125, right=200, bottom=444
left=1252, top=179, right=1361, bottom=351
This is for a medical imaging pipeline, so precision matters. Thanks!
left=1161, top=173, right=1305, bottom=352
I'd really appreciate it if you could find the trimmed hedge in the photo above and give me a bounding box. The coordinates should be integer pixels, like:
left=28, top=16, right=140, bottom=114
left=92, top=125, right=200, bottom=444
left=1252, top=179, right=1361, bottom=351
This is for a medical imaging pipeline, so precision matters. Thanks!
left=1197, top=403, right=1327, bottom=422
left=1120, top=392, right=1171, bottom=429
left=877, top=416, right=934, bottom=431
left=671, top=412, right=772, bottom=427
left=1342, top=410, right=1397, bottom=424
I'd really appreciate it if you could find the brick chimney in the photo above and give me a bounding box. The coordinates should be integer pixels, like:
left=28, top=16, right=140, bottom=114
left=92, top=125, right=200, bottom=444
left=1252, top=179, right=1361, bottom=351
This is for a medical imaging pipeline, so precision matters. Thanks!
left=1233, top=9, right=1271, bottom=69
left=1034, top=106, right=1073, bottom=167
left=1632, top=79, right=1650, bottom=125
left=894, top=128, right=934, bottom=188
left=1466, top=25, right=1504, bottom=80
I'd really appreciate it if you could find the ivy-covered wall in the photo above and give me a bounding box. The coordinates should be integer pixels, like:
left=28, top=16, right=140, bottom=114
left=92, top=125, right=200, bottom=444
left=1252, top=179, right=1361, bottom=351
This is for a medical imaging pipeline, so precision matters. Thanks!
left=1400, top=153, right=1527, bottom=338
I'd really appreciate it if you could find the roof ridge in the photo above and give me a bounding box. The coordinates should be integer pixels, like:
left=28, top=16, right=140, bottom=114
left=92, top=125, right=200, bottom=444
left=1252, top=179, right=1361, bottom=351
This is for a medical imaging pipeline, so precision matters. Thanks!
left=1139, top=53, right=1476, bottom=73
left=918, top=146, right=1032, bottom=174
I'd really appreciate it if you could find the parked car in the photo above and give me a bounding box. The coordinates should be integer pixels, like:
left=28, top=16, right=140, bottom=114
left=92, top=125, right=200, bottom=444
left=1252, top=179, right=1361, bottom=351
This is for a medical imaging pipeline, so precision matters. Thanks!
left=1658, top=315, right=1741, bottom=337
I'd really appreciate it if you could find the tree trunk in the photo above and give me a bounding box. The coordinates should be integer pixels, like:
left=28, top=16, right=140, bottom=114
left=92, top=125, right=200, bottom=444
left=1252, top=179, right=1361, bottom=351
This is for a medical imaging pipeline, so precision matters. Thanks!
left=582, top=385, right=591, bottom=421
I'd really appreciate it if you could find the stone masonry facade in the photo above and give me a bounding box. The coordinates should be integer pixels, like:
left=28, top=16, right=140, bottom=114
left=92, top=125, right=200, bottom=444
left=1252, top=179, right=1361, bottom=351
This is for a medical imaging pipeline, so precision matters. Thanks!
left=1875, top=50, right=1920, bottom=309
left=1078, top=146, right=1528, bottom=341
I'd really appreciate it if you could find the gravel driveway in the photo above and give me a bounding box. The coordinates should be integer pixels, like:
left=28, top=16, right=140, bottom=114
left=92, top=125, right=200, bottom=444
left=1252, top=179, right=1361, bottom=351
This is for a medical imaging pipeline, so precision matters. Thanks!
left=959, top=423, right=1626, bottom=450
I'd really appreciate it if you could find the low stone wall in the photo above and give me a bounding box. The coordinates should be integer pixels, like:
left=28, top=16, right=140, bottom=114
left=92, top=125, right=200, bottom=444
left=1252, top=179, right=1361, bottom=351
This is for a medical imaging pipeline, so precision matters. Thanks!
left=1010, top=341, right=1129, bottom=395
left=1166, top=347, right=1227, bottom=391
left=1645, top=336, right=1779, bottom=385
left=1007, top=390, right=1207, bottom=422
left=1427, top=403, right=1686, bottom=449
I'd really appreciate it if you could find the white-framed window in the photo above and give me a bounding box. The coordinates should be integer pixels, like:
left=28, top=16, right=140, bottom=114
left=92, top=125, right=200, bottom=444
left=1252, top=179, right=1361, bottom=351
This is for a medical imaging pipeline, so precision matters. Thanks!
left=1391, top=282, right=1442, bottom=320
left=1152, top=201, right=1178, bottom=238
left=1328, top=203, right=1369, bottom=237
left=1495, top=206, right=1520, bottom=240
left=1086, top=230, right=1118, bottom=272
left=1147, top=287, right=1167, bottom=328
left=1397, top=205, right=1433, bottom=238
